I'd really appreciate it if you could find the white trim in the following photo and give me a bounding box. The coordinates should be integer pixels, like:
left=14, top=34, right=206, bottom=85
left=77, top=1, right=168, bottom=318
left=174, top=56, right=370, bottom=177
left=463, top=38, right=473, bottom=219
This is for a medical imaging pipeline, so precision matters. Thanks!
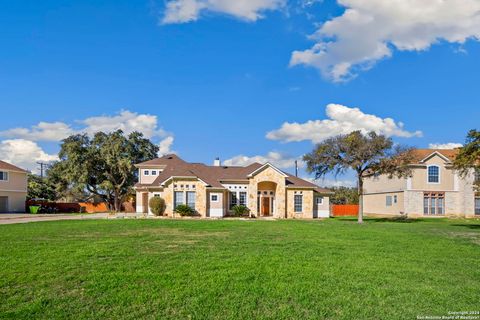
left=160, top=176, right=209, bottom=187
left=0, top=189, right=27, bottom=193
left=247, top=163, right=288, bottom=178
left=406, top=177, right=412, bottom=190
left=420, top=151, right=452, bottom=164
left=427, top=165, right=441, bottom=185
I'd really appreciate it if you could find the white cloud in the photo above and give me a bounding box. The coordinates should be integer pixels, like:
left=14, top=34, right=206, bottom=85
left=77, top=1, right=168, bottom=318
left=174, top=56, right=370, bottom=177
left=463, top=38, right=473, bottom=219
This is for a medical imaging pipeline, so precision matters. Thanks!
left=158, top=136, right=175, bottom=155
left=0, top=122, right=74, bottom=142
left=223, top=151, right=302, bottom=169
left=0, top=110, right=170, bottom=142
left=80, top=110, right=167, bottom=139
left=290, top=0, right=480, bottom=82
left=0, top=139, right=57, bottom=173
left=429, top=142, right=463, bottom=149
left=300, top=176, right=356, bottom=188
left=267, top=103, right=422, bottom=143
left=162, top=0, right=285, bottom=24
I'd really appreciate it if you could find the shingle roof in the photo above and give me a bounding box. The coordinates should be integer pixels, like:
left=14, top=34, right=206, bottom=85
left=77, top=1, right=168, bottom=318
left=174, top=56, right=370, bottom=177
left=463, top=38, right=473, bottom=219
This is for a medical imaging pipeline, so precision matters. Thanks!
left=0, top=160, right=27, bottom=173
left=135, top=154, right=332, bottom=193
left=412, top=149, right=460, bottom=163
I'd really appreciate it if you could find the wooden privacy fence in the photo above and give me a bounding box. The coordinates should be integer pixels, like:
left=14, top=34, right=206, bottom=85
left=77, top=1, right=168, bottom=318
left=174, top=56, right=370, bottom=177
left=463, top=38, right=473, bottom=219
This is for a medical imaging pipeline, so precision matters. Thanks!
left=26, top=200, right=135, bottom=213
left=331, top=205, right=359, bottom=217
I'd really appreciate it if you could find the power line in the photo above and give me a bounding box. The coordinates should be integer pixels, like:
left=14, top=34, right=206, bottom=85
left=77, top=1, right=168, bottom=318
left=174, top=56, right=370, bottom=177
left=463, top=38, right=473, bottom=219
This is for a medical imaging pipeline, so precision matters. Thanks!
left=37, top=162, right=49, bottom=179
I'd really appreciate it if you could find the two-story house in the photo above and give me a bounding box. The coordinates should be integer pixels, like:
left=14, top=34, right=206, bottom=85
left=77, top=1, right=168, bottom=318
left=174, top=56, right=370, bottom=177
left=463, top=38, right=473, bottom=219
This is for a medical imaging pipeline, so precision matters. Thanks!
left=363, top=149, right=480, bottom=218
left=0, top=160, right=28, bottom=213
left=134, top=154, right=333, bottom=218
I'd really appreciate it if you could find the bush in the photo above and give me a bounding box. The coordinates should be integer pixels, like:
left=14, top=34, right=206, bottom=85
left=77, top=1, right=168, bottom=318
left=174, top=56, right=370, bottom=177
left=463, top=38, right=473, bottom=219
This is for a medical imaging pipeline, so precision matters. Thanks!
left=232, top=205, right=250, bottom=217
left=149, top=196, right=166, bottom=216
left=175, top=204, right=195, bottom=217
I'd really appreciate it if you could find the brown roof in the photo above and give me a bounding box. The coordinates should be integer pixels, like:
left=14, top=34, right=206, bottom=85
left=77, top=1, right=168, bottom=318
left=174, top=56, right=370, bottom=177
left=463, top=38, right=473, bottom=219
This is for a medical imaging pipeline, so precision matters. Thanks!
left=412, top=149, right=460, bottom=163
left=0, top=160, right=27, bottom=173
left=135, top=154, right=332, bottom=193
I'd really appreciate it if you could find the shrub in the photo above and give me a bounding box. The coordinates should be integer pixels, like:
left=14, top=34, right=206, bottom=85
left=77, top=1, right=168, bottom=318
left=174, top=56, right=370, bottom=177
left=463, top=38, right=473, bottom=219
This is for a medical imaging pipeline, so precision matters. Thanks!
left=149, top=196, right=166, bottom=216
left=232, top=205, right=250, bottom=217
left=175, top=204, right=195, bottom=217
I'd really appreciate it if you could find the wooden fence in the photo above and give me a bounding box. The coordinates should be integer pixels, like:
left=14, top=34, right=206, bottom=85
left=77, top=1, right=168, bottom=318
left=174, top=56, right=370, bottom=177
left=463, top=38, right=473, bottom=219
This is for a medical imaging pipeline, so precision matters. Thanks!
left=26, top=200, right=135, bottom=213
left=331, top=204, right=359, bottom=217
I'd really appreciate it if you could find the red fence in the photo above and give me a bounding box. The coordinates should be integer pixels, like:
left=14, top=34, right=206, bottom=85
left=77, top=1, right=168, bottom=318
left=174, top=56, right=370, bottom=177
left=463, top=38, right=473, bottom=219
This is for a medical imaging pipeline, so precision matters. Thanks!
left=26, top=200, right=135, bottom=213
left=331, top=205, right=359, bottom=217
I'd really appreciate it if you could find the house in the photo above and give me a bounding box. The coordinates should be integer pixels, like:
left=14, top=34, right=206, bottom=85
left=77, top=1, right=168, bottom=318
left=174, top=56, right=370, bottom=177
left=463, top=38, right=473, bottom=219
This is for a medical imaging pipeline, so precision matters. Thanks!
left=0, top=160, right=28, bottom=213
left=134, top=154, right=332, bottom=218
left=363, top=149, right=480, bottom=218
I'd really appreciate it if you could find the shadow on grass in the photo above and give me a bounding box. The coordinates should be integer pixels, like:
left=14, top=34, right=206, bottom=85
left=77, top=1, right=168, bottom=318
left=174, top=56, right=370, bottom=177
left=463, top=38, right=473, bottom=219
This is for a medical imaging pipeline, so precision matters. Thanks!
left=332, top=216, right=420, bottom=223
left=452, top=224, right=480, bottom=230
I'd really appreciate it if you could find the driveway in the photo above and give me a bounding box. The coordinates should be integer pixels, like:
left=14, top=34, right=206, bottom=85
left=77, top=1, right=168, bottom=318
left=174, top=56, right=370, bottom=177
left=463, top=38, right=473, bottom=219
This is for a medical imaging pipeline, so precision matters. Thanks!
left=0, top=213, right=109, bottom=225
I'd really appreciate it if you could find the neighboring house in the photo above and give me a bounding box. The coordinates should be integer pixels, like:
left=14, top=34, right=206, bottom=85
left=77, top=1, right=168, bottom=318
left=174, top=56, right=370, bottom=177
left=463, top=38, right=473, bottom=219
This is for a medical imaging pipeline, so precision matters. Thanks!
left=364, top=149, right=480, bottom=218
left=134, top=154, right=332, bottom=218
left=0, top=160, right=28, bottom=213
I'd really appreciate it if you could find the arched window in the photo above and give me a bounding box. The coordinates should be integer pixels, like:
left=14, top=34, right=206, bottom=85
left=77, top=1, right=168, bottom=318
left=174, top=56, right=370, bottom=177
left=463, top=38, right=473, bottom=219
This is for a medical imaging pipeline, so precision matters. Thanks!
left=428, top=165, right=440, bottom=183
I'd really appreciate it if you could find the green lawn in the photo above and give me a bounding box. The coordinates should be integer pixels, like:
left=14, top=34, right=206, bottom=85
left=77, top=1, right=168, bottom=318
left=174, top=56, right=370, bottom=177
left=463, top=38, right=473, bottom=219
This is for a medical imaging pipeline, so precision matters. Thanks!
left=0, top=218, right=479, bottom=319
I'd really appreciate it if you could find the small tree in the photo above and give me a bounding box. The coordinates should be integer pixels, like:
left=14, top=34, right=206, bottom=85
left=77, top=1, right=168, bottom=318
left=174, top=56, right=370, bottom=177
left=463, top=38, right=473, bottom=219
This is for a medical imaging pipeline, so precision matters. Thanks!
left=453, top=129, right=480, bottom=189
left=304, top=131, right=415, bottom=223
left=149, top=197, right=166, bottom=216
left=27, top=173, right=57, bottom=201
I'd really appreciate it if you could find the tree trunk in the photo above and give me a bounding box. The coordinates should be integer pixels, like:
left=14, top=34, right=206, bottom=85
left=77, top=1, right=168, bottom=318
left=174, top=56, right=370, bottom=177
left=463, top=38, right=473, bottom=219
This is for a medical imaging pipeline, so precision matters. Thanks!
left=358, top=177, right=364, bottom=224
left=113, top=190, right=121, bottom=212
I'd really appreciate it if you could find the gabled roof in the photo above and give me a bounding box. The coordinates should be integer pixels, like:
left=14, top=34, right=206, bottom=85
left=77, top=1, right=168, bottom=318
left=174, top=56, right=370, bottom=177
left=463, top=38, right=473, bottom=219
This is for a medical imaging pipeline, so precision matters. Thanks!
left=135, top=154, right=331, bottom=192
left=0, top=160, right=27, bottom=173
left=412, top=149, right=460, bottom=164
left=247, top=162, right=288, bottom=178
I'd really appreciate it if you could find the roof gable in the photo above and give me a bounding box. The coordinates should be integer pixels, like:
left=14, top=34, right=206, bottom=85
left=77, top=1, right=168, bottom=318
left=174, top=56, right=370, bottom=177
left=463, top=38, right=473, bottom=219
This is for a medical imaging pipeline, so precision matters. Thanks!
left=0, top=160, right=27, bottom=173
left=247, top=163, right=288, bottom=178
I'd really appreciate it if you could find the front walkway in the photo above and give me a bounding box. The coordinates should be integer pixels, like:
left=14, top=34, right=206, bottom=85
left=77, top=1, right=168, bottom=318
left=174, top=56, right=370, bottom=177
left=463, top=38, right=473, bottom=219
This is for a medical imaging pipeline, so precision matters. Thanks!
left=0, top=213, right=109, bottom=225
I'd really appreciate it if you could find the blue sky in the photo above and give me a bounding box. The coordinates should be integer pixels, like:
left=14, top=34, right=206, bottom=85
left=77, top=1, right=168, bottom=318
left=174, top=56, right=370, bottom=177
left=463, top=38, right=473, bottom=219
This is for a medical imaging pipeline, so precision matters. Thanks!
left=1, top=0, right=480, bottom=186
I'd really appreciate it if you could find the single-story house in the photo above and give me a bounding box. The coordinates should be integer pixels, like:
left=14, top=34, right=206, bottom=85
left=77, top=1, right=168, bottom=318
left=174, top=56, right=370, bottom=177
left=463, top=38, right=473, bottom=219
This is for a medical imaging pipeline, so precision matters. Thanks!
left=135, top=154, right=332, bottom=218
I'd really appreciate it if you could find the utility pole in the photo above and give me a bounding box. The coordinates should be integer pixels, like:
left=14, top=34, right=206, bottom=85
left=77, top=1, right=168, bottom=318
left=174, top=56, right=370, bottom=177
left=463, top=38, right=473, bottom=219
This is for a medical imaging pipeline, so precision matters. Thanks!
left=37, top=162, right=49, bottom=179
left=295, top=160, right=298, bottom=177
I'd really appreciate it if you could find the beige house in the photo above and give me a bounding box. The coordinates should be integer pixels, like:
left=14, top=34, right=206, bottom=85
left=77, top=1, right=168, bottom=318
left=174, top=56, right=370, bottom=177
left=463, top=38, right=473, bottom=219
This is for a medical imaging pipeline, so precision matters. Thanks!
left=0, top=160, right=28, bottom=213
left=364, top=149, right=480, bottom=218
left=135, top=155, right=332, bottom=218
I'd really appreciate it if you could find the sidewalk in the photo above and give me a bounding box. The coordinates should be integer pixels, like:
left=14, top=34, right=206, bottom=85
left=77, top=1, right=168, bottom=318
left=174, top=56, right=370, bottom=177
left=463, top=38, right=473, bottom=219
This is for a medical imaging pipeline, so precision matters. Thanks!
left=0, top=213, right=109, bottom=225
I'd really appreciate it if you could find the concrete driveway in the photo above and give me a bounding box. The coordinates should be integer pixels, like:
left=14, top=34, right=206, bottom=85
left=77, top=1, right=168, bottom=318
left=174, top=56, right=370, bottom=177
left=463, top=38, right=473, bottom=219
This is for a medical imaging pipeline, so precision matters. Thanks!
left=0, top=213, right=109, bottom=225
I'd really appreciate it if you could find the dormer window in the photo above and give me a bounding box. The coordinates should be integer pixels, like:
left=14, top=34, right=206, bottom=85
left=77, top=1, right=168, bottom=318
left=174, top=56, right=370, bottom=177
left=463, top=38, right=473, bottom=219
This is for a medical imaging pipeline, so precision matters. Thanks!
left=144, top=170, right=150, bottom=176
left=151, top=170, right=157, bottom=176
left=428, top=165, right=440, bottom=183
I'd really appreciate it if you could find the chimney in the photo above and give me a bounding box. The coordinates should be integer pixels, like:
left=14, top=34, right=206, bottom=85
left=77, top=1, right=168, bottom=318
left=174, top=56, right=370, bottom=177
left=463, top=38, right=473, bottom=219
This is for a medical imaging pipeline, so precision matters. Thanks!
left=213, top=157, right=221, bottom=167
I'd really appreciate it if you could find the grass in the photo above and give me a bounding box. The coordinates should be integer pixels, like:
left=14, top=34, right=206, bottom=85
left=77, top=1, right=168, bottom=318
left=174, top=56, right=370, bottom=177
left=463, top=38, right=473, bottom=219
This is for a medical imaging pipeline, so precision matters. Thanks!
left=0, top=218, right=479, bottom=319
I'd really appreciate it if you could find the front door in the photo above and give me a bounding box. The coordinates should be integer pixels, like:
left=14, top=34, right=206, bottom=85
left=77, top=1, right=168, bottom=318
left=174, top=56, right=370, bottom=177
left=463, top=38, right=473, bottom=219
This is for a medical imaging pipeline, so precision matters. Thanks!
left=0, top=197, right=8, bottom=213
left=261, top=197, right=270, bottom=216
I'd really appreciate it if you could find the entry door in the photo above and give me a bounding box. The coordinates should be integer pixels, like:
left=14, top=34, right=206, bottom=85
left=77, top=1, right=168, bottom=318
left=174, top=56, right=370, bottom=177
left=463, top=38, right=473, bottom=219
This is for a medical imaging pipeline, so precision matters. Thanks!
left=0, top=197, right=8, bottom=213
left=262, top=197, right=270, bottom=216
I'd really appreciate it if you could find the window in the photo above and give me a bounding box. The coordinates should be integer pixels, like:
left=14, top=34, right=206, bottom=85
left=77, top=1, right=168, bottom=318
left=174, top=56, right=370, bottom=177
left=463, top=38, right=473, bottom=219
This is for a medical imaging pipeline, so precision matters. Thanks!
left=186, top=192, right=196, bottom=210
left=144, top=170, right=150, bottom=176
left=239, top=192, right=247, bottom=206
left=393, top=195, right=398, bottom=204
left=294, top=195, right=303, bottom=213
left=475, top=197, right=480, bottom=216
left=475, top=169, right=480, bottom=185
left=316, top=197, right=324, bottom=205
left=386, top=196, right=393, bottom=207
left=230, top=192, right=238, bottom=209
left=423, top=192, right=445, bottom=215
left=0, top=171, right=8, bottom=181
left=428, top=165, right=440, bottom=183
left=174, top=191, right=184, bottom=209
left=151, top=170, right=157, bottom=176
left=211, top=194, right=219, bottom=202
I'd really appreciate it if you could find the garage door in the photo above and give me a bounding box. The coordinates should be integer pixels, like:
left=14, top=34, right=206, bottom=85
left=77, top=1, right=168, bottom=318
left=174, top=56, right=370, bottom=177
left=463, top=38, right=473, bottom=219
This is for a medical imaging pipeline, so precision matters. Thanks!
left=0, top=196, right=8, bottom=213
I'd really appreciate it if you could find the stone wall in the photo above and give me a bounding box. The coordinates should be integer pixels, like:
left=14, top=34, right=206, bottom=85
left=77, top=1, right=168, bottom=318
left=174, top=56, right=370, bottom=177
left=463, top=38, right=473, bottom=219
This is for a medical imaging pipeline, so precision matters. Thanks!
left=286, top=189, right=314, bottom=219
left=248, top=166, right=286, bottom=218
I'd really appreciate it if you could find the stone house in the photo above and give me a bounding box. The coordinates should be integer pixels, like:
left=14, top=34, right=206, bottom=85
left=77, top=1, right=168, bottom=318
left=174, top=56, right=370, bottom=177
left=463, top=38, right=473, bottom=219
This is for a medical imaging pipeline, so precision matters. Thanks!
left=363, top=149, right=480, bottom=218
left=134, top=154, right=332, bottom=218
